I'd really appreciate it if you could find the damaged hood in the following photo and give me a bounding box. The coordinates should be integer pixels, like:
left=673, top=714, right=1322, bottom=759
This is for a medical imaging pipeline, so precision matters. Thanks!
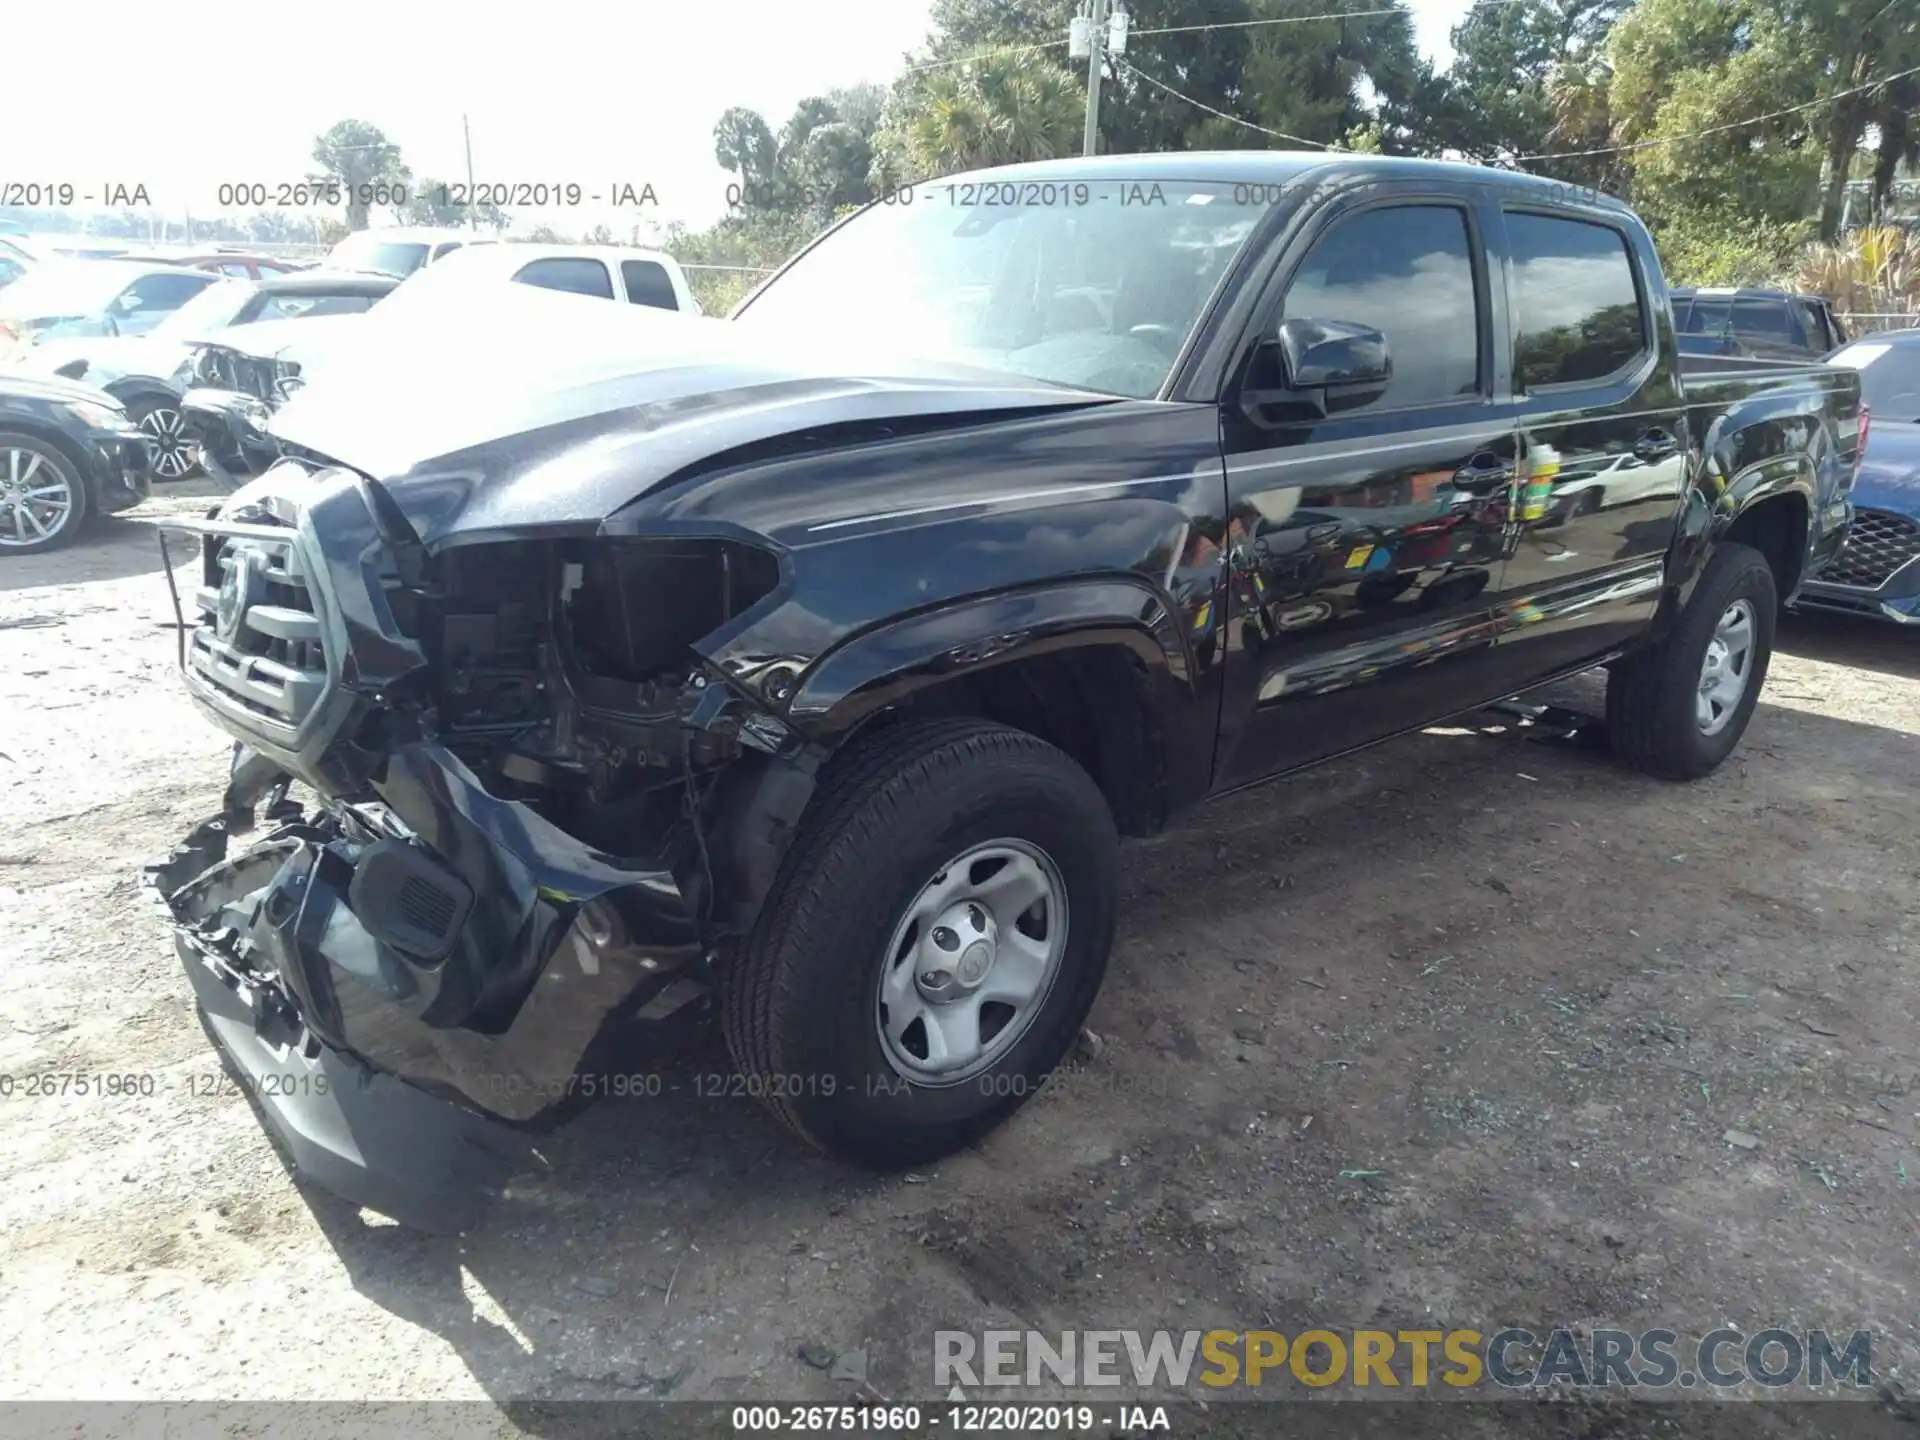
left=264, top=282, right=1114, bottom=546
left=198, top=313, right=371, bottom=369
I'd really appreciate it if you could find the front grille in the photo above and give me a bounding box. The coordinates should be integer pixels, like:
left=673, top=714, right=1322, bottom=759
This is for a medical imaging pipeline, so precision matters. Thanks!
left=195, top=346, right=282, bottom=405
left=1823, top=507, right=1920, bottom=590
left=187, top=531, right=327, bottom=734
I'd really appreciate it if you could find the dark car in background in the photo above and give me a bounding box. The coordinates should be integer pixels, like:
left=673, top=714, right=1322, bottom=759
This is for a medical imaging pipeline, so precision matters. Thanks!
left=1800, top=328, right=1920, bottom=624
left=0, top=260, right=220, bottom=363
left=1672, top=287, right=1849, bottom=361
left=15, top=271, right=399, bottom=479
left=0, top=376, right=153, bottom=555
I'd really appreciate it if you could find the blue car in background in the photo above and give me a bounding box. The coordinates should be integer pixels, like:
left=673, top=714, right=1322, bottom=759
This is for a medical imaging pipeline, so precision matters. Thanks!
left=1799, top=328, right=1920, bottom=625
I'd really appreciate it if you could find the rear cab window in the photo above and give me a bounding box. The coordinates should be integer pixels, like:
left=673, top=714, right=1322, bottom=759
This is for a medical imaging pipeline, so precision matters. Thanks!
left=513, top=258, right=616, bottom=299
left=621, top=260, right=679, bottom=311
left=1504, top=211, right=1647, bottom=389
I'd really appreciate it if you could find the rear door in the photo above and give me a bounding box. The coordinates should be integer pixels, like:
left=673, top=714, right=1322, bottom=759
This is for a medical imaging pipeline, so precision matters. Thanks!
left=1486, top=205, right=1688, bottom=683
left=1214, top=183, right=1520, bottom=787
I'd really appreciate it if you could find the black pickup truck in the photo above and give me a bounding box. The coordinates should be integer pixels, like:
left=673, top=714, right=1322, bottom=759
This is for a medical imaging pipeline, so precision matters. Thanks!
left=149, top=154, right=1863, bottom=1230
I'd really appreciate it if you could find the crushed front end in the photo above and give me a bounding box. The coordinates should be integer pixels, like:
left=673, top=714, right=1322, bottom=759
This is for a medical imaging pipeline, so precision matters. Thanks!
left=149, top=463, right=799, bottom=1230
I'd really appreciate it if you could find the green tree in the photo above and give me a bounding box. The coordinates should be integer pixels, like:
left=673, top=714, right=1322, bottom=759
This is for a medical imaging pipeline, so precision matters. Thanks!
left=714, top=106, right=779, bottom=195
left=899, top=46, right=1084, bottom=175
left=310, top=120, right=411, bottom=231
left=402, top=177, right=507, bottom=231
left=1435, top=0, right=1624, bottom=180
left=1606, top=0, right=1920, bottom=242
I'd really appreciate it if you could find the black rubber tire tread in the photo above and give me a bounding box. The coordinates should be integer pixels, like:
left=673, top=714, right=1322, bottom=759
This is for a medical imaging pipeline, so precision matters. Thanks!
left=1607, top=542, right=1777, bottom=781
left=720, top=716, right=1118, bottom=1166
left=0, top=430, right=89, bottom=556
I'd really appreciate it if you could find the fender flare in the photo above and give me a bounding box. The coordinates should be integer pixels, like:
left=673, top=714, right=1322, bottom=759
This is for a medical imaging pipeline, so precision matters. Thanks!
left=784, top=574, right=1198, bottom=739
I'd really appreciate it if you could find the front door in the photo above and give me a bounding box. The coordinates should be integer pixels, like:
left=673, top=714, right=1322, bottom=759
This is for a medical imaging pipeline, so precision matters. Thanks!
left=1214, top=189, right=1522, bottom=789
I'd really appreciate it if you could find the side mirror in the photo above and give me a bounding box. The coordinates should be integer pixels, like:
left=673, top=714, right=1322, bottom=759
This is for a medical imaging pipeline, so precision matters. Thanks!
left=1277, top=316, right=1392, bottom=389
left=1240, top=316, right=1392, bottom=425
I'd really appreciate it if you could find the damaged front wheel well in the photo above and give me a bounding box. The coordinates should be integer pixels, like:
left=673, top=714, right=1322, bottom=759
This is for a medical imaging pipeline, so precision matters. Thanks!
left=839, top=647, right=1170, bottom=838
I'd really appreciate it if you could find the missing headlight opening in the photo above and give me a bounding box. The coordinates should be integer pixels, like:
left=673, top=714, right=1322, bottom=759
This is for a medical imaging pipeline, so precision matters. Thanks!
left=421, top=535, right=783, bottom=855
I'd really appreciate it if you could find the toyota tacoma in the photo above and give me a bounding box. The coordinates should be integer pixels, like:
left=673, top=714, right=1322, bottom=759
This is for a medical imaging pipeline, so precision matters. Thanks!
left=148, top=154, right=1864, bottom=1230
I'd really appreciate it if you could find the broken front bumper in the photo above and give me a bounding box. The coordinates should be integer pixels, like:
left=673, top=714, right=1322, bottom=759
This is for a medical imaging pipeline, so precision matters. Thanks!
left=148, top=818, right=530, bottom=1233
left=149, top=474, right=709, bottom=1229
left=146, top=784, right=705, bottom=1231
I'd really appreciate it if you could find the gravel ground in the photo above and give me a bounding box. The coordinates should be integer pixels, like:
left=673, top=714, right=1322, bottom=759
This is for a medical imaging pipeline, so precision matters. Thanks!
left=2, top=488, right=1918, bottom=1436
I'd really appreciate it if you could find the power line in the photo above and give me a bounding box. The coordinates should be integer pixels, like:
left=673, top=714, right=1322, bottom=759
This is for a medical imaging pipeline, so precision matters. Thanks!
left=1130, top=0, right=1530, bottom=39
left=901, top=0, right=1531, bottom=76
left=1516, top=59, right=1920, bottom=162
left=1116, top=59, right=1333, bottom=148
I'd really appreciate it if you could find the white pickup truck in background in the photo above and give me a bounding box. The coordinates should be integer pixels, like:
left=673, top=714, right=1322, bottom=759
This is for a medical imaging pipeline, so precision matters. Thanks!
left=181, top=242, right=706, bottom=482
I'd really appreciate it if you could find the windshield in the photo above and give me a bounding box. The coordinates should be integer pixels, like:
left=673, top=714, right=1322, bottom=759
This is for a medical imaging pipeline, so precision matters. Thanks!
left=327, top=235, right=431, bottom=277
left=733, top=179, right=1261, bottom=398
left=0, top=261, right=137, bottom=320
left=150, top=278, right=257, bottom=339
left=1830, top=339, right=1920, bottom=422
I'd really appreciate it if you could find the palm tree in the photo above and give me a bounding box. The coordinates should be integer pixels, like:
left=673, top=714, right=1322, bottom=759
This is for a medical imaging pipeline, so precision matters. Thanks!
left=906, top=48, right=1083, bottom=175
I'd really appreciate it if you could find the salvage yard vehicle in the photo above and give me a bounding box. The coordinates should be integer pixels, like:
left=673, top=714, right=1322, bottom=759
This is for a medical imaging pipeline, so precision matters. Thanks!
left=17, top=271, right=401, bottom=480
left=177, top=248, right=705, bottom=486
left=0, top=375, right=152, bottom=554
left=148, top=153, right=1864, bottom=1231
left=320, top=226, right=495, bottom=279
left=396, top=242, right=703, bottom=312
left=0, top=260, right=219, bottom=362
left=1798, top=328, right=1920, bottom=624
left=1672, top=287, right=1849, bottom=362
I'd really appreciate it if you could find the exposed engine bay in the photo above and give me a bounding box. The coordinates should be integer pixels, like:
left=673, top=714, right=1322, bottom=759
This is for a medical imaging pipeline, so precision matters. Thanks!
left=404, top=533, right=785, bottom=859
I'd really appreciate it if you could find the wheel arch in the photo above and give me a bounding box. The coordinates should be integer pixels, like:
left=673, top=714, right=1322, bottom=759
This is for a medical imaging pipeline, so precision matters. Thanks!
left=0, top=420, right=97, bottom=504
left=784, top=577, right=1215, bottom=837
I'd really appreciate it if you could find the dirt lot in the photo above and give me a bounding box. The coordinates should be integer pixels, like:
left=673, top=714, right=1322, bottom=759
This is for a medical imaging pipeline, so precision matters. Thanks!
left=2, top=486, right=1918, bottom=1433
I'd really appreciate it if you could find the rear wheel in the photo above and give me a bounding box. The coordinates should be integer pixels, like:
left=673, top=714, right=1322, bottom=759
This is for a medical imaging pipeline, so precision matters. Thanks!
left=0, top=432, right=89, bottom=555
left=1607, top=542, right=1776, bottom=780
left=721, top=718, right=1119, bottom=1168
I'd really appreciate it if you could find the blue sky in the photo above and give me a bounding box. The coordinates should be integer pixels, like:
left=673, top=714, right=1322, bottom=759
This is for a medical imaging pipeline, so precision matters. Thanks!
left=12, top=0, right=1483, bottom=236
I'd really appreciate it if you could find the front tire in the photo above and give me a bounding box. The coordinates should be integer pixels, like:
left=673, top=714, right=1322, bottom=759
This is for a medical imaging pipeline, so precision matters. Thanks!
left=0, top=432, right=89, bottom=555
left=721, top=718, right=1119, bottom=1168
left=128, top=398, right=201, bottom=481
left=1607, top=542, right=1777, bottom=780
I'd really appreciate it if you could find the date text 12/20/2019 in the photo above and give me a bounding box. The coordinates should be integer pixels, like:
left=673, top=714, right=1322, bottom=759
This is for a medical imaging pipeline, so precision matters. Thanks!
left=0, top=1071, right=328, bottom=1102
left=728, top=1404, right=1173, bottom=1432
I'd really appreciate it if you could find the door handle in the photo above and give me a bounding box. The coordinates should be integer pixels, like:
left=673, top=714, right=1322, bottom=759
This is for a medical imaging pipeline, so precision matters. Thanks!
left=1633, top=429, right=1679, bottom=462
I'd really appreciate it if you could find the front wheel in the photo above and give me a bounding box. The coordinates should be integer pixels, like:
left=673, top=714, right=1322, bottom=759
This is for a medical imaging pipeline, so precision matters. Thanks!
left=0, top=432, right=89, bottom=555
left=721, top=718, right=1119, bottom=1168
left=1607, top=542, right=1777, bottom=780
left=129, top=398, right=201, bottom=481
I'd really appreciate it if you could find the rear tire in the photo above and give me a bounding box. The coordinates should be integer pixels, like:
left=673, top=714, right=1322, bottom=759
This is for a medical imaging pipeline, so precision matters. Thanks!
left=1607, top=542, right=1776, bottom=780
left=721, top=718, right=1119, bottom=1168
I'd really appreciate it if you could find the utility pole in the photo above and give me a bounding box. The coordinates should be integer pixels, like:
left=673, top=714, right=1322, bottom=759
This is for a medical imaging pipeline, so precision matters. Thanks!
left=463, top=114, right=477, bottom=231
left=1070, top=0, right=1127, bottom=157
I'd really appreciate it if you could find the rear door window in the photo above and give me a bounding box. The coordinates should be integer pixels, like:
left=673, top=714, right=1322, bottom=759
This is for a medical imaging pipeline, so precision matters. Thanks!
left=1504, top=212, right=1647, bottom=389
